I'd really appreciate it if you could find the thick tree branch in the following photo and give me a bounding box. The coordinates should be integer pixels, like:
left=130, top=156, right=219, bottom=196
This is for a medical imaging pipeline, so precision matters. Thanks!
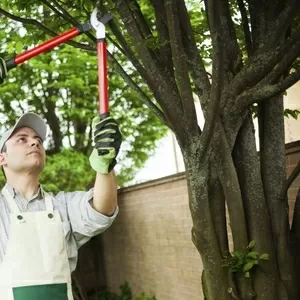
left=208, top=176, right=229, bottom=255
left=232, top=113, right=286, bottom=298
left=0, top=7, right=94, bottom=51
left=258, top=94, right=296, bottom=294
left=127, top=0, right=153, bottom=39
left=187, top=163, right=231, bottom=300
left=114, top=0, right=186, bottom=136
left=199, top=0, right=224, bottom=160
left=266, top=40, right=300, bottom=84
left=224, top=26, right=300, bottom=102
left=114, top=1, right=157, bottom=67
left=164, top=0, right=190, bottom=103
left=164, top=0, right=199, bottom=133
left=152, top=0, right=174, bottom=74
left=269, top=0, right=299, bottom=46
left=216, top=122, right=255, bottom=299
left=236, top=0, right=253, bottom=56
left=217, top=125, right=249, bottom=249
left=177, top=0, right=211, bottom=112
left=281, top=160, right=300, bottom=199
left=219, top=0, right=242, bottom=80
left=237, top=67, right=300, bottom=107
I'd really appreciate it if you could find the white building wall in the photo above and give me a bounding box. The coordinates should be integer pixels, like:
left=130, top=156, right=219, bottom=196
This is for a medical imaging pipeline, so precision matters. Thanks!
left=134, top=82, right=300, bottom=184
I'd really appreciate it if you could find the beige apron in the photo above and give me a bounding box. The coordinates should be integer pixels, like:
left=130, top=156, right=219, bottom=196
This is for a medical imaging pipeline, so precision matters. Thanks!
left=0, top=187, right=73, bottom=300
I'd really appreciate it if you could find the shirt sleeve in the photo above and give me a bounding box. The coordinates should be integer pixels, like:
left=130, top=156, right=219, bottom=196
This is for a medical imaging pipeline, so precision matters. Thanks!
left=63, top=189, right=119, bottom=249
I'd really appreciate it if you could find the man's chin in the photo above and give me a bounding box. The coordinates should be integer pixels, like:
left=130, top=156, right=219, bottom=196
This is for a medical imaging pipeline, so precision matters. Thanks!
left=24, top=162, right=45, bottom=174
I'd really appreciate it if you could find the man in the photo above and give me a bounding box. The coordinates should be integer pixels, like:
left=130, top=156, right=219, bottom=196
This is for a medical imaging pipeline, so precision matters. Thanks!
left=0, top=112, right=122, bottom=300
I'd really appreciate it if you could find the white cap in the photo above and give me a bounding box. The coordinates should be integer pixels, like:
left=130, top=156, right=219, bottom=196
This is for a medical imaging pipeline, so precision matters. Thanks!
left=0, top=112, right=47, bottom=152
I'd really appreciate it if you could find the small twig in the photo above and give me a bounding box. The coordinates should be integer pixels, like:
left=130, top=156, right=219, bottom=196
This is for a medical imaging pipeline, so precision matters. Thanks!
left=41, top=0, right=97, bottom=43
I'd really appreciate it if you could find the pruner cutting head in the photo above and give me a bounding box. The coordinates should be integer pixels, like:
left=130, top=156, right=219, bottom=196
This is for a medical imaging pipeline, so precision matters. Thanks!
left=90, top=8, right=112, bottom=39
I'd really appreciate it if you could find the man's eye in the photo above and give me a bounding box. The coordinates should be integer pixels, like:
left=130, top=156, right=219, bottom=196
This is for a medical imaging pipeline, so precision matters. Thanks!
left=17, top=138, right=25, bottom=142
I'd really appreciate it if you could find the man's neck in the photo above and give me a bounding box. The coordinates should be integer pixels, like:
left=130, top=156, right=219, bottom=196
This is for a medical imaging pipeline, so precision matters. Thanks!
left=6, top=173, right=40, bottom=200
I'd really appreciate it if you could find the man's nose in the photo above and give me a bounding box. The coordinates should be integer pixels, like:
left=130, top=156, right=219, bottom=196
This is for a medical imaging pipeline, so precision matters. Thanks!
left=30, top=140, right=40, bottom=147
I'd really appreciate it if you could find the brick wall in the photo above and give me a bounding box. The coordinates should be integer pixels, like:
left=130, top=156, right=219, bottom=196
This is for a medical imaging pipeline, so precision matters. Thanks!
left=99, top=142, right=300, bottom=300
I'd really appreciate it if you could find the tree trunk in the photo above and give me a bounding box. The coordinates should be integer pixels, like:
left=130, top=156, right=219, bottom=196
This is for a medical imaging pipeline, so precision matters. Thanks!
left=183, top=147, right=232, bottom=300
left=232, top=113, right=290, bottom=300
left=180, top=111, right=300, bottom=299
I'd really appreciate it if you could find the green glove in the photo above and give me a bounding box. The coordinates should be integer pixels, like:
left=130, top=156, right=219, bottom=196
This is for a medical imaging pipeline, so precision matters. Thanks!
left=89, top=116, right=122, bottom=174
left=0, top=58, right=7, bottom=84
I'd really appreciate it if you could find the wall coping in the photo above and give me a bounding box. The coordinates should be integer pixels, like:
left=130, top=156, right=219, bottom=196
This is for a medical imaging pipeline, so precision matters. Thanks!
left=118, top=172, right=186, bottom=194
left=285, top=140, right=300, bottom=154
left=119, top=141, right=300, bottom=194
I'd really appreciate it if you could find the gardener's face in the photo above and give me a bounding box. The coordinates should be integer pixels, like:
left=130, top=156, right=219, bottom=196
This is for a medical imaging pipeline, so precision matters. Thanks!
left=0, top=127, right=46, bottom=175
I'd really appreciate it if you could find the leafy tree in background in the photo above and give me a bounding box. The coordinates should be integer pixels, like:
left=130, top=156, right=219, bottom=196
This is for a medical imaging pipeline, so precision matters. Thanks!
left=1, top=1, right=300, bottom=300
left=0, top=4, right=167, bottom=189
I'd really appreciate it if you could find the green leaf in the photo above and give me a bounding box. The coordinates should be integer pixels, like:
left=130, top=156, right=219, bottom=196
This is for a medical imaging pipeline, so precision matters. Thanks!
left=284, top=109, right=300, bottom=120
left=246, top=251, right=259, bottom=260
left=15, top=41, right=24, bottom=54
left=259, top=253, right=269, bottom=260
left=243, top=262, right=254, bottom=272
left=245, top=272, right=250, bottom=278
left=247, top=240, right=255, bottom=249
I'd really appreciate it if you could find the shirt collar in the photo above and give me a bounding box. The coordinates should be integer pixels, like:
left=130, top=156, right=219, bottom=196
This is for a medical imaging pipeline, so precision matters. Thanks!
left=4, top=183, right=44, bottom=201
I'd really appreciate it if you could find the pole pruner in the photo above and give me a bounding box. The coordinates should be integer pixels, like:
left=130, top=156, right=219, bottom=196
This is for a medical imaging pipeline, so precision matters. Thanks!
left=90, top=8, right=112, bottom=119
left=1, top=8, right=112, bottom=119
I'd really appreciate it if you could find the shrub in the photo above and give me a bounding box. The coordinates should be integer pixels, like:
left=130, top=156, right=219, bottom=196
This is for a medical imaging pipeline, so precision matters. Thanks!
left=90, top=282, right=156, bottom=300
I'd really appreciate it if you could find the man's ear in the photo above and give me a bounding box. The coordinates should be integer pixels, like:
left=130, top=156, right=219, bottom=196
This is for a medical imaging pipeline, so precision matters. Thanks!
left=0, top=153, right=7, bottom=167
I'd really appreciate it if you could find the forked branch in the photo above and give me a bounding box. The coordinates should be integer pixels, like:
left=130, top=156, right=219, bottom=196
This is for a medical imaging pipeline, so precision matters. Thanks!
left=237, top=67, right=300, bottom=108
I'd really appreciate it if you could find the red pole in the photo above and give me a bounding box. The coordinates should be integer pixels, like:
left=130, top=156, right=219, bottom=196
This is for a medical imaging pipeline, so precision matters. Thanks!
left=14, top=27, right=80, bottom=65
left=97, top=40, right=109, bottom=118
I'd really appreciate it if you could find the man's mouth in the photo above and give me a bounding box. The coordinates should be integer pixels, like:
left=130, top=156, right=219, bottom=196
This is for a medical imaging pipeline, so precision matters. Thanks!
left=27, top=151, right=40, bottom=156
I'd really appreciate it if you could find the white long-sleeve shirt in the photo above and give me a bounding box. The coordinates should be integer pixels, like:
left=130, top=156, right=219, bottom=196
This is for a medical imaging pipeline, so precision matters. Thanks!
left=0, top=183, right=118, bottom=272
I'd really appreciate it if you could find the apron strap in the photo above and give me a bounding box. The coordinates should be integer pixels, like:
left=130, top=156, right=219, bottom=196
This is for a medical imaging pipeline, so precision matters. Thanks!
left=2, top=187, right=54, bottom=213
left=1, top=187, right=21, bottom=214
left=44, top=192, right=54, bottom=211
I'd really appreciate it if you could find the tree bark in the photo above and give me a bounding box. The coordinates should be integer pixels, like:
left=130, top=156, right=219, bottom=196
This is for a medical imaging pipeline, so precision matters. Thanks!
left=258, top=96, right=297, bottom=298
left=233, top=113, right=290, bottom=299
left=180, top=137, right=230, bottom=299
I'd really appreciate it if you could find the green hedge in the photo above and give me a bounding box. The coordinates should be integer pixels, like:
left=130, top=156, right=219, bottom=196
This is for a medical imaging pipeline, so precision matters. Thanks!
left=89, top=282, right=156, bottom=300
